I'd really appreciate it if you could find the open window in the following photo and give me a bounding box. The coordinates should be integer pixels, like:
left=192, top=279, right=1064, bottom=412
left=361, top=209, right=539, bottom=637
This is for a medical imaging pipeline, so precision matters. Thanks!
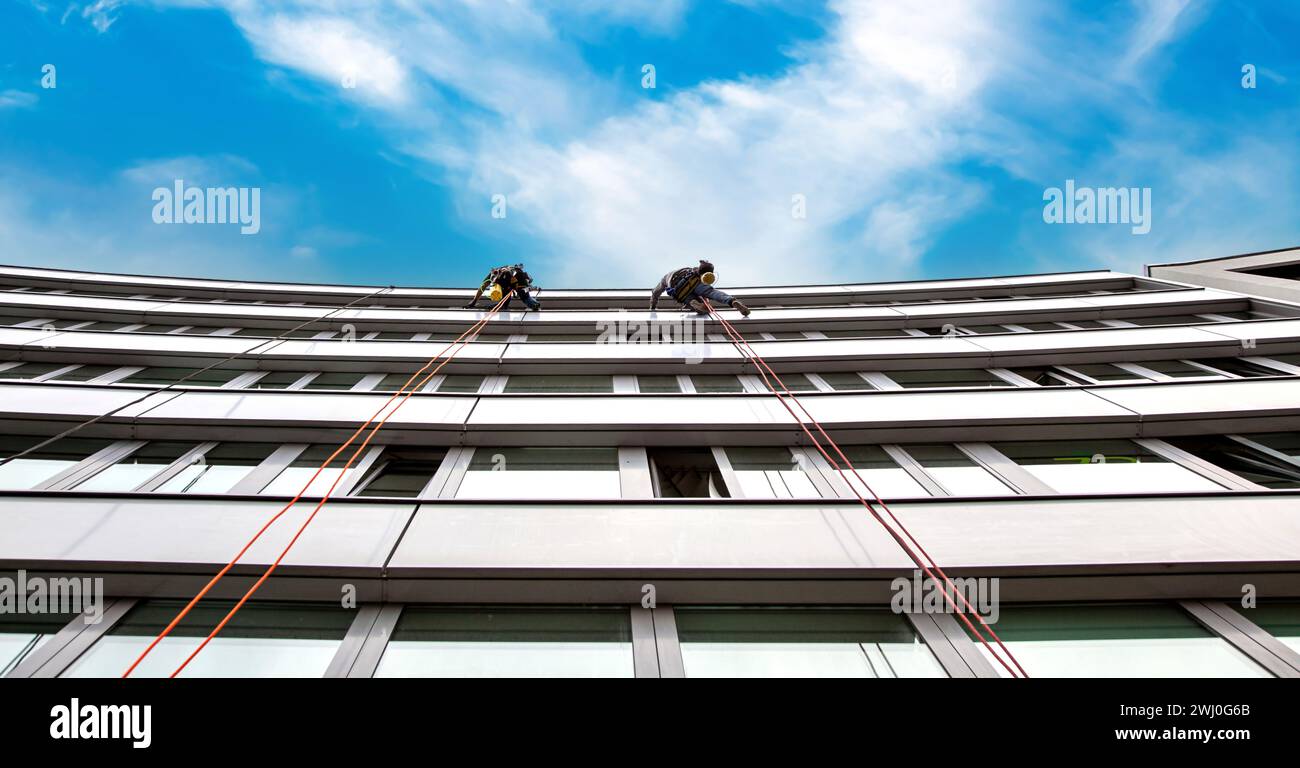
left=352, top=447, right=449, bottom=497
left=647, top=447, right=730, bottom=498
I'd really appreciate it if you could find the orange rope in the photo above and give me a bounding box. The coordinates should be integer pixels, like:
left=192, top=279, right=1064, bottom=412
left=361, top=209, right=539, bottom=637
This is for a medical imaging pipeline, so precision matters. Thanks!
left=705, top=300, right=1028, bottom=677
left=122, top=290, right=515, bottom=677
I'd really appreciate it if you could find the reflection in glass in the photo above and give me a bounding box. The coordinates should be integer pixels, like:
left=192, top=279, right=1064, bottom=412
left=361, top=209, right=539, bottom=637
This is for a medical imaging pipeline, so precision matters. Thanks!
left=899, top=444, right=1010, bottom=495
left=457, top=447, right=620, bottom=499
left=0, top=437, right=111, bottom=490
left=676, top=608, right=946, bottom=678
left=837, top=445, right=928, bottom=497
left=991, top=439, right=1223, bottom=494
left=971, top=604, right=1268, bottom=678
left=75, top=442, right=197, bottom=492
left=156, top=443, right=277, bottom=494
left=374, top=607, right=633, bottom=678
left=62, top=600, right=351, bottom=678
left=726, top=447, right=818, bottom=498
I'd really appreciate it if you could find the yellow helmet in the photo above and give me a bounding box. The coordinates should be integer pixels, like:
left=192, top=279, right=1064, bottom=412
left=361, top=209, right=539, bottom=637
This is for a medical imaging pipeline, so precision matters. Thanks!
left=700, top=271, right=717, bottom=285
left=488, top=283, right=504, bottom=302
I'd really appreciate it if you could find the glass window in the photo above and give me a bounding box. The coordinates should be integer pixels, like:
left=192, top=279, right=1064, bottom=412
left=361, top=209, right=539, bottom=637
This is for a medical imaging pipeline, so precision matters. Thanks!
left=436, top=375, right=484, bottom=393
left=821, top=328, right=912, bottom=338
left=0, top=362, right=65, bottom=380
left=970, top=604, right=1268, bottom=678
left=768, top=373, right=817, bottom=391
left=78, top=321, right=132, bottom=331
left=46, top=365, right=120, bottom=382
left=637, top=375, right=681, bottom=393
left=726, top=447, right=819, bottom=498
left=648, top=447, right=730, bottom=498
left=371, top=372, right=422, bottom=392
left=132, top=324, right=185, bottom=334
left=1131, top=360, right=1224, bottom=379
left=676, top=608, right=946, bottom=678
left=1239, top=432, right=1300, bottom=459
left=118, top=367, right=242, bottom=387
left=1008, top=367, right=1085, bottom=387
left=353, top=448, right=447, bottom=497
left=502, top=375, right=614, bottom=393
left=1057, top=363, right=1147, bottom=382
left=818, top=372, right=876, bottom=391
left=1242, top=602, right=1300, bottom=655
left=899, top=444, right=1010, bottom=495
left=74, top=442, right=197, bottom=492
left=1166, top=436, right=1300, bottom=489
left=690, top=374, right=744, bottom=393
left=1013, top=322, right=1068, bottom=331
left=836, top=445, right=928, bottom=497
left=155, top=443, right=277, bottom=494
left=524, top=334, right=599, bottom=342
left=990, top=440, right=1223, bottom=493
left=374, top=331, right=417, bottom=340
left=374, top=607, right=634, bottom=678
left=1265, top=354, right=1300, bottom=369
left=62, top=600, right=352, bottom=678
left=1190, top=358, right=1283, bottom=378
left=766, top=331, right=807, bottom=340
left=247, top=371, right=306, bottom=390
left=458, top=447, right=620, bottom=499
left=1124, top=315, right=1211, bottom=326
left=0, top=436, right=111, bottom=490
left=301, top=372, right=366, bottom=391
left=1063, top=320, right=1110, bottom=329
left=1, top=611, right=79, bottom=677
left=260, top=444, right=365, bottom=497
left=884, top=369, right=1013, bottom=389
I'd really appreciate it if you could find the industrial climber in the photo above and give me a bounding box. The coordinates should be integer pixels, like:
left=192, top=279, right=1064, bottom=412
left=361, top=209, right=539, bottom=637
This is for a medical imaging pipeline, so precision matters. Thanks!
left=649, top=259, right=750, bottom=316
left=464, top=263, right=541, bottom=311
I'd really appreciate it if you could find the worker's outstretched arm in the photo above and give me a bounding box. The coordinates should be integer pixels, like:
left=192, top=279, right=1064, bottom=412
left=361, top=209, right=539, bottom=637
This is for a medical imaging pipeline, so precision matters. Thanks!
left=464, top=278, right=487, bottom=308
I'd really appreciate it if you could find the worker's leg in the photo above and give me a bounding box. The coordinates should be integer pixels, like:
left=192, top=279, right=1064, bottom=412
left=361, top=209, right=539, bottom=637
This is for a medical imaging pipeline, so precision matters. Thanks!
left=691, top=284, right=749, bottom=316
left=518, top=289, right=541, bottom=310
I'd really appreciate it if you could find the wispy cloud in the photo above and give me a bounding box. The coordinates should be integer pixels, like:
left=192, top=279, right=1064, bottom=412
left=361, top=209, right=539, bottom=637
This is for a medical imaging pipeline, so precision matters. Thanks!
left=0, top=89, right=38, bottom=109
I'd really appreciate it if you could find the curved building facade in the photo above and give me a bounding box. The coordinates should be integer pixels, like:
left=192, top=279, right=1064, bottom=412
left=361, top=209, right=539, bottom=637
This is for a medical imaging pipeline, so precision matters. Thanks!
left=2, top=258, right=1299, bottom=678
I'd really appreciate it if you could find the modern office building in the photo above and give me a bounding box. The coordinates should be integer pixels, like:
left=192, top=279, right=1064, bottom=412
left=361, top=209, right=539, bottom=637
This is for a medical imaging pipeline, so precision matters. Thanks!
left=2, top=253, right=1299, bottom=678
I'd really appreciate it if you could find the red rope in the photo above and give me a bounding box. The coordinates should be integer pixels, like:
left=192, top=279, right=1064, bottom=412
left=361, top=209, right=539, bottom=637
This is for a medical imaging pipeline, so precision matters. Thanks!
left=705, top=300, right=1028, bottom=677
left=122, top=291, right=516, bottom=678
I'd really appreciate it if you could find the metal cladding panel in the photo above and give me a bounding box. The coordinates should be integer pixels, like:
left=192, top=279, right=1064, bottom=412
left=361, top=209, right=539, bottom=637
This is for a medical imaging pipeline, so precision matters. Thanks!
left=1090, top=379, right=1300, bottom=418
left=34, top=331, right=257, bottom=356
left=969, top=326, right=1228, bottom=352
left=0, top=383, right=176, bottom=418
left=385, top=494, right=1300, bottom=572
left=132, top=389, right=479, bottom=426
left=265, top=339, right=506, bottom=363
left=465, top=389, right=1130, bottom=430
left=0, top=496, right=416, bottom=570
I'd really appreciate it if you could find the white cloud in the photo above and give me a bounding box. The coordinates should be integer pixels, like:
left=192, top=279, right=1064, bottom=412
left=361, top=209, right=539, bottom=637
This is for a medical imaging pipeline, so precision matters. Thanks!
left=0, top=90, right=38, bottom=109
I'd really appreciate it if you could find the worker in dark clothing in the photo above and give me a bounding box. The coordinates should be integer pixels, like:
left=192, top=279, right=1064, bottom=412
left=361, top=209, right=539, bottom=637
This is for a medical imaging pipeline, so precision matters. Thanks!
left=650, top=260, right=750, bottom=316
left=464, top=264, right=541, bottom=311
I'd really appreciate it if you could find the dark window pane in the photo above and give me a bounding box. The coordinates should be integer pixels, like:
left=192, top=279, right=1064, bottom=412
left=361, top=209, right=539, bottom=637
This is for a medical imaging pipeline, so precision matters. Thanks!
left=885, top=369, right=1012, bottom=388
left=503, top=375, right=613, bottom=393
left=690, top=375, right=743, bottom=393
left=637, top=375, right=681, bottom=393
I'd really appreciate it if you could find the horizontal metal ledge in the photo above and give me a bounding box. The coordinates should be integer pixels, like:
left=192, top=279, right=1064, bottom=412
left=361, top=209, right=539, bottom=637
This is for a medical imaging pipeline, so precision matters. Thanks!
left=2, top=321, right=1298, bottom=374
left=0, top=285, right=1251, bottom=333
left=0, top=263, right=1136, bottom=307
left=3, top=494, right=1299, bottom=604
left=1, top=378, right=1297, bottom=445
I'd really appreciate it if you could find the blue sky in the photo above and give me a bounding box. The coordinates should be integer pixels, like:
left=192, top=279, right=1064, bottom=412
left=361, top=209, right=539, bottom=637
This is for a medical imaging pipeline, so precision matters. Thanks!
left=1, top=0, right=1297, bottom=288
